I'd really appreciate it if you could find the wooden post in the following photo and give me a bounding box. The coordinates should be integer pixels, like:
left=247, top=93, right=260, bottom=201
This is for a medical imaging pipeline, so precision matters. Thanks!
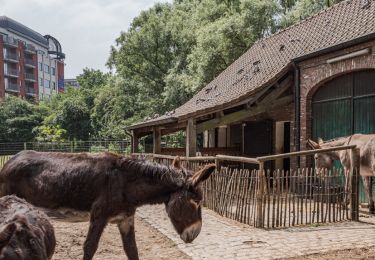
left=350, top=147, right=360, bottom=221
left=131, top=132, right=139, bottom=153
left=153, top=127, right=161, bottom=154
left=186, top=119, right=197, bottom=157
left=256, top=162, right=265, bottom=228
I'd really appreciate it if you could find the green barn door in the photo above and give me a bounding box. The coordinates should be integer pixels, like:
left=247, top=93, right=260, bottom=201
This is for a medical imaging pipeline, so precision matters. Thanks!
left=353, top=71, right=375, bottom=134
left=312, top=74, right=353, bottom=140
left=312, top=70, right=375, bottom=204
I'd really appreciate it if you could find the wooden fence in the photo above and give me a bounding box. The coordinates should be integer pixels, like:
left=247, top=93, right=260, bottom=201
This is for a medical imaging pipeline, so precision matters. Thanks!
left=132, top=145, right=360, bottom=229
left=0, top=155, right=11, bottom=169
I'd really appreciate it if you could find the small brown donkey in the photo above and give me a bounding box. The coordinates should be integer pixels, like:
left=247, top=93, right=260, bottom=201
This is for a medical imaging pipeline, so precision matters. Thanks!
left=0, top=151, right=216, bottom=260
left=0, top=195, right=56, bottom=260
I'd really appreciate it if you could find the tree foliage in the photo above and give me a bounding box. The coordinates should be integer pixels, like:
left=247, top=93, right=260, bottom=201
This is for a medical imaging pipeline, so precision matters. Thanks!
left=0, top=96, right=45, bottom=142
left=1, top=0, right=342, bottom=142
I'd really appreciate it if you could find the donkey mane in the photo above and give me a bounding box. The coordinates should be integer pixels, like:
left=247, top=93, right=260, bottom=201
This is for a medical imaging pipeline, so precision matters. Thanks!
left=120, top=158, right=188, bottom=188
left=321, top=135, right=349, bottom=147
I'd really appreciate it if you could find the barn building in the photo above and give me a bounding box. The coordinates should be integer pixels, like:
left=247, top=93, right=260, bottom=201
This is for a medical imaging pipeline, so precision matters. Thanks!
left=128, top=0, right=375, bottom=171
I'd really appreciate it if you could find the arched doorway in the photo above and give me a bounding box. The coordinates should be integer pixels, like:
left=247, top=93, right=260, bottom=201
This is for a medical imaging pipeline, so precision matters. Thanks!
left=312, top=70, right=375, bottom=205
left=312, top=70, right=375, bottom=140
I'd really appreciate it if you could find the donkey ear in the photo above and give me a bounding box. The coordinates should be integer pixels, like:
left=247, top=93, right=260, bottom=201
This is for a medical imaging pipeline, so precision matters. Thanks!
left=318, top=138, right=324, bottom=145
left=307, top=139, right=320, bottom=149
left=0, top=223, right=16, bottom=244
left=172, top=156, right=181, bottom=169
left=191, top=164, right=216, bottom=187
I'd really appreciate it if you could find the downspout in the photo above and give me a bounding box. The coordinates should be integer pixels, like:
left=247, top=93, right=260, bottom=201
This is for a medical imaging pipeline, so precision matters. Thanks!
left=293, top=62, right=301, bottom=167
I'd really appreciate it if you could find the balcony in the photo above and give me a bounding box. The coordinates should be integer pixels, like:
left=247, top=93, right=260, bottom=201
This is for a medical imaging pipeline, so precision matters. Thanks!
left=5, top=82, right=19, bottom=92
left=3, top=53, right=18, bottom=63
left=24, top=58, right=36, bottom=68
left=25, top=73, right=37, bottom=82
left=24, top=44, right=36, bottom=54
left=2, top=37, right=18, bottom=48
left=26, top=87, right=36, bottom=96
left=4, top=68, right=19, bottom=78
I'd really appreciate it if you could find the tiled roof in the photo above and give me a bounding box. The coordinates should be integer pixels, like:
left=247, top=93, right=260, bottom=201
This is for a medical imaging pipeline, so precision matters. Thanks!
left=130, top=0, right=375, bottom=129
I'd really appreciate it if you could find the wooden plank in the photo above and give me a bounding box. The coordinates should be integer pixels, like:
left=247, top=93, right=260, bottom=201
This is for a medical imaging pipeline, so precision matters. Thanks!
left=186, top=119, right=197, bottom=157
left=256, top=162, right=265, bottom=228
left=153, top=127, right=161, bottom=154
left=131, top=132, right=139, bottom=153
left=350, top=147, right=360, bottom=221
left=258, top=75, right=293, bottom=104
left=216, top=155, right=259, bottom=165
left=257, top=145, right=357, bottom=162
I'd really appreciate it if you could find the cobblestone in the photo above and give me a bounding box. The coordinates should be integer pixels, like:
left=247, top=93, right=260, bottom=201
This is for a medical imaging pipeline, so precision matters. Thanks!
left=137, top=205, right=375, bottom=259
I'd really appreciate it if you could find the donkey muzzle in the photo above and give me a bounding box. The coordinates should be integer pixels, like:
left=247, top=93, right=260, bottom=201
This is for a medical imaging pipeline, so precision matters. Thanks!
left=180, top=221, right=202, bottom=243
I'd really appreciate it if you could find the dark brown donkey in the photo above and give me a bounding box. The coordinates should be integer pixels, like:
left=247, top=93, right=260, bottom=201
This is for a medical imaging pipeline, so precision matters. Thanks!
left=0, top=195, right=56, bottom=260
left=0, top=151, right=215, bottom=260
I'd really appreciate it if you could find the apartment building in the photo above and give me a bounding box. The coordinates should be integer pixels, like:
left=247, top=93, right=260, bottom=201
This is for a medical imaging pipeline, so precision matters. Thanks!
left=0, top=16, right=65, bottom=102
left=64, top=78, right=80, bottom=89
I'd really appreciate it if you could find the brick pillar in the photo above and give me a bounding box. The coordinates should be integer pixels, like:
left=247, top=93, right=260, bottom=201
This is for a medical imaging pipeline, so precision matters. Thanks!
left=0, top=36, right=5, bottom=99
left=18, top=42, right=25, bottom=98
left=33, top=52, right=38, bottom=101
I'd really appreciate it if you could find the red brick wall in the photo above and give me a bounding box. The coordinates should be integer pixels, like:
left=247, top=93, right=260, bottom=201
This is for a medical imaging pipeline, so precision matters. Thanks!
left=298, top=39, right=375, bottom=166
left=0, top=37, right=4, bottom=99
left=32, top=51, right=38, bottom=100
left=57, top=61, right=64, bottom=93
left=18, top=42, right=25, bottom=98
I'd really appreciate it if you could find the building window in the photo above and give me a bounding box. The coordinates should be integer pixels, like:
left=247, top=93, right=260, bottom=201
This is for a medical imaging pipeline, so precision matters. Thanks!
left=39, top=78, right=43, bottom=86
left=44, top=64, right=49, bottom=74
left=51, top=67, right=56, bottom=76
left=39, top=62, right=43, bottom=71
left=52, top=81, right=56, bottom=90
left=44, top=79, right=50, bottom=88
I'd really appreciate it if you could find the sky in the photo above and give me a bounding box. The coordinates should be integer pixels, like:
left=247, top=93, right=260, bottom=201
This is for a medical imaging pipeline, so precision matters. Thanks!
left=0, top=0, right=171, bottom=78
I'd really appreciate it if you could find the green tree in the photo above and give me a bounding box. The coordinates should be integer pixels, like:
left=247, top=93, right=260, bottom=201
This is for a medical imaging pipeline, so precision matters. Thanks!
left=34, top=125, right=67, bottom=142
left=40, top=88, right=92, bottom=141
left=91, top=77, right=142, bottom=139
left=108, top=0, right=279, bottom=120
left=281, top=0, right=343, bottom=27
left=0, top=96, right=45, bottom=142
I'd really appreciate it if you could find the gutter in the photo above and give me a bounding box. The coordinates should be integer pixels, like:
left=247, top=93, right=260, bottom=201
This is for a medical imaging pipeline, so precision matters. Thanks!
left=126, top=117, right=178, bottom=130
left=292, top=62, right=301, bottom=167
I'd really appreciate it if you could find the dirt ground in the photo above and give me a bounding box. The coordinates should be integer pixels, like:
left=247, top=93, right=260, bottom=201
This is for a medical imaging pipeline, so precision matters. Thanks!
left=284, top=247, right=375, bottom=260
left=51, top=214, right=374, bottom=260
left=52, top=216, right=190, bottom=260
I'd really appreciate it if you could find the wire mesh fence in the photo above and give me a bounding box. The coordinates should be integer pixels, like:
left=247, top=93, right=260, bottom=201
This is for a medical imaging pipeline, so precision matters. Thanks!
left=0, top=140, right=131, bottom=156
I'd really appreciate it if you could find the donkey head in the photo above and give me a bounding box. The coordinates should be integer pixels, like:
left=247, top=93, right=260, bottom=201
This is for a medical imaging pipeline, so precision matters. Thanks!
left=165, top=157, right=215, bottom=243
left=307, top=138, right=336, bottom=169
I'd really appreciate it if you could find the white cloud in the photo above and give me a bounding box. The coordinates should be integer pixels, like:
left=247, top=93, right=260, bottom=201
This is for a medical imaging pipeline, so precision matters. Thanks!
left=0, top=0, right=172, bottom=78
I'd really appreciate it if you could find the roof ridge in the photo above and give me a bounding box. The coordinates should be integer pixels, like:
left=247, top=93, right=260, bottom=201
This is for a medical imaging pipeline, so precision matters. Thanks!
left=259, top=0, right=352, bottom=43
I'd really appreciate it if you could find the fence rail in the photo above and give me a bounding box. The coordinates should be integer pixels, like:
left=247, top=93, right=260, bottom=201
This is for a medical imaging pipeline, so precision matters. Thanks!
left=132, top=145, right=360, bottom=229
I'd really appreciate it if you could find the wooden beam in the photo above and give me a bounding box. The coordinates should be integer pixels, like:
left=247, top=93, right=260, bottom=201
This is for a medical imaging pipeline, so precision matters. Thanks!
left=131, top=132, right=139, bottom=153
left=196, top=95, right=293, bottom=133
left=257, top=75, right=292, bottom=104
left=186, top=119, right=197, bottom=157
left=153, top=127, right=161, bottom=154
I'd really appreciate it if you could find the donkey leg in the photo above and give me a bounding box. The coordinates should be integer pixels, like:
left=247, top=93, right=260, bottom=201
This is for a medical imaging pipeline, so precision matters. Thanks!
left=118, top=214, right=139, bottom=260
left=83, top=213, right=108, bottom=260
left=363, top=176, right=374, bottom=214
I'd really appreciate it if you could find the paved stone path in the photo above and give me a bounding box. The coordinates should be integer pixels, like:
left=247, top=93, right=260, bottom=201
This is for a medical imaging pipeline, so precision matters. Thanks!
left=137, top=205, right=375, bottom=260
